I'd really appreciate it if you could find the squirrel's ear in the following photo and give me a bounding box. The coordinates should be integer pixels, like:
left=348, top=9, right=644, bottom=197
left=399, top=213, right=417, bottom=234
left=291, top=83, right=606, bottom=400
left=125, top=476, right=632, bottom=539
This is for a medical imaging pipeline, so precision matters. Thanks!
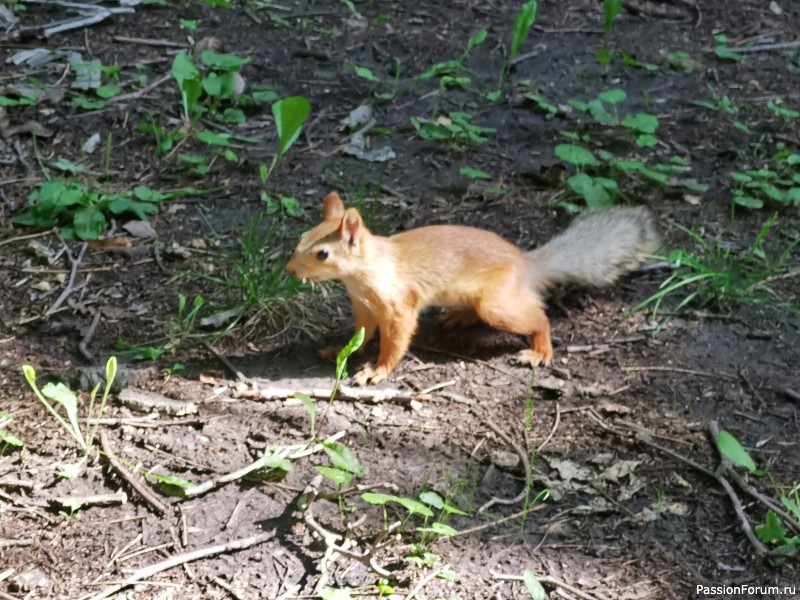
left=323, top=192, right=345, bottom=220
left=341, top=208, right=363, bottom=249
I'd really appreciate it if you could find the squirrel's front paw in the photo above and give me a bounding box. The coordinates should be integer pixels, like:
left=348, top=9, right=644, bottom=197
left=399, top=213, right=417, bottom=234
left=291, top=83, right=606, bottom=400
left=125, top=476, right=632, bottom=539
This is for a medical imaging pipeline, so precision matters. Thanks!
left=515, top=349, right=552, bottom=367
left=353, top=365, right=389, bottom=386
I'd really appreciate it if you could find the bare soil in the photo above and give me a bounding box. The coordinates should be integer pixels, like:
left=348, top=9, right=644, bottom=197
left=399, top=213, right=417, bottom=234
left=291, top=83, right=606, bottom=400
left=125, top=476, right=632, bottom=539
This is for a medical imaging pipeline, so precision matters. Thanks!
left=1, top=1, right=799, bottom=599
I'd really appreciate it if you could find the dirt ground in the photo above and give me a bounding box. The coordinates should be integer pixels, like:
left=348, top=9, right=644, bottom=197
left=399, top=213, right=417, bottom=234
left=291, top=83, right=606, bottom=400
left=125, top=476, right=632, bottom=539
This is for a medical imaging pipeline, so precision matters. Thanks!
left=1, top=0, right=799, bottom=599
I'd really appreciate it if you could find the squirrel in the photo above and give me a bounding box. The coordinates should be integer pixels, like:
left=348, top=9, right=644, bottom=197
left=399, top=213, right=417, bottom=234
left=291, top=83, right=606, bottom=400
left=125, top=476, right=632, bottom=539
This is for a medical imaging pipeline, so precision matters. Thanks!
left=286, top=192, right=661, bottom=385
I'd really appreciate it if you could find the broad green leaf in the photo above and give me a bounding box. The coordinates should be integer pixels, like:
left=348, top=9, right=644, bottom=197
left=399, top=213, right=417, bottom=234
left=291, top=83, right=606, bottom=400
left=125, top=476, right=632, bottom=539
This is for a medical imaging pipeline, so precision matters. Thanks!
left=717, top=430, right=758, bottom=473
left=415, top=60, right=461, bottom=81
left=200, top=51, right=250, bottom=70
left=133, top=186, right=167, bottom=202
left=715, top=46, right=742, bottom=62
left=603, top=0, right=623, bottom=37
left=107, top=198, right=158, bottom=220
left=555, top=144, right=600, bottom=167
left=272, top=96, right=311, bottom=160
left=568, top=173, right=614, bottom=208
left=622, top=113, right=659, bottom=134
left=73, top=207, right=106, bottom=240
left=361, top=492, right=397, bottom=506
left=598, top=88, right=627, bottom=105
left=171, top=51, right=199, bottom=86
left=732, top=192, right=763, bottom=209
left=262, top=450, right=293, bottom=473
left=419, top=490, right=443, bottom=508
left=396, top=497, right=433, bottom=517
left=96, top=84, right=120, bottom=99
left=754, top=509, right=786, bottom=544
left=315, top=465, right=353, bottom=485
left=322, top=441, right=365, bottom=475
left=595, top=48, right=613, bottom=66
left=196, top=130, right=232, bottom=146
left=72, top=96, right=106, bottom=110
left=636, top=134, right=659, bottom=148
left=523, top=570, right=547, bottom=600
left=0, top=429, right=23, bottom=447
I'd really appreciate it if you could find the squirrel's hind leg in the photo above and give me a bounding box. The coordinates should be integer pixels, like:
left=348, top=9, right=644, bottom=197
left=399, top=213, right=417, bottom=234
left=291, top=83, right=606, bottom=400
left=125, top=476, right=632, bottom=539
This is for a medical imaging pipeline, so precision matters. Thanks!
left=439, top=307, right=480, bottom=329
left=472, top=282, right=553, bottom=367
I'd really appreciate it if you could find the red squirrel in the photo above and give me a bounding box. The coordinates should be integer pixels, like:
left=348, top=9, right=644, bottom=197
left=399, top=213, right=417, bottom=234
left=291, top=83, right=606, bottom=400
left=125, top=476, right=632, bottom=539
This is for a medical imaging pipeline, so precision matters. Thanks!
left=287, top=192, right=660, bottom=385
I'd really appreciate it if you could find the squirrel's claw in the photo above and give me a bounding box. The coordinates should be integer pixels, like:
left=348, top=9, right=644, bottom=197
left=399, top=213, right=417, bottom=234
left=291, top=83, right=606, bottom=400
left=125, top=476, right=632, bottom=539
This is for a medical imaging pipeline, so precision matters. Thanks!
left=515, top=348, right=552, bottom=368
left=353, top=365, right=388, bottom=386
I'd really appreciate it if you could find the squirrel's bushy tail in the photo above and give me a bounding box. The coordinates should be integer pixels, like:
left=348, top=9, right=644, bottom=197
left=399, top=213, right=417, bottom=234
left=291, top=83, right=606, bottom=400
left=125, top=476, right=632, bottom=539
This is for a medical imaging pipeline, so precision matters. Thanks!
left=527, top=206, right=661, bottom=290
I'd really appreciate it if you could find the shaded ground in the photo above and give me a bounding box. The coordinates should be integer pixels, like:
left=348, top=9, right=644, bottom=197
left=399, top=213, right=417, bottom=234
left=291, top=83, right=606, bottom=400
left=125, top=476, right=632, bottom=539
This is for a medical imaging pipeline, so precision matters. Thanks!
left=1, top=0, right=799, bottom=598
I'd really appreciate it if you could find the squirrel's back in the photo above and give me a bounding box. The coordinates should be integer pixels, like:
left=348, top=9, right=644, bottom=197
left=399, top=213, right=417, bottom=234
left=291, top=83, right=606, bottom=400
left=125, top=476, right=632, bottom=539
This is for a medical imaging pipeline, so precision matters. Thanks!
left=527, top=206, right=661, bottom=290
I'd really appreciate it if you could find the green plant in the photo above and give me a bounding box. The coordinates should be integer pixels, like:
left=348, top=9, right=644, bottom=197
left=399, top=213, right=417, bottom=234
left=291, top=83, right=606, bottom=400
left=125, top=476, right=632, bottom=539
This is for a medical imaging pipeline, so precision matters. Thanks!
left=713, top=34, right=742, bottom=62
left=602, top=0, right=623, bottom=41
left=693, top=85, right=738, bottom=115
left=415, top=27, right=488, bottom=91
left=411, top=112, right=495, bottom=149
left=729, top=149, right=800, bottom=211
left=21, top=357, right=117, bottom=457
left=0, top=412, right=23, bottom=451
left=716, top=431, right=800, bottom=561
left=263, top=96, right=311, bottom=185
left=12, top=181, right=203, bottom=240
left=500, top=0, right=537, bottom=84
left=633, top=214, right=799, bottom=329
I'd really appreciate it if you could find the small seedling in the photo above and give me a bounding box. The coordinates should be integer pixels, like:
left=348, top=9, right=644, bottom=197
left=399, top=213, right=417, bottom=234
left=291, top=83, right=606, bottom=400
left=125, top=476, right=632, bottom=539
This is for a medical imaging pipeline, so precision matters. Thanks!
left=713, top=34, right=742, bottom=62
left=693, top=85, right=738, bottom=115
left=263, top=96, right=311, bottom=184
left=729, top=149, right=800, bottom=212
left=0, top=412, right=23, bottom=451
left=21, top=356, right=117, bottom=458
left=411, top=112, right=495, bottom=149
left=500, top=0, right=537, bottom=84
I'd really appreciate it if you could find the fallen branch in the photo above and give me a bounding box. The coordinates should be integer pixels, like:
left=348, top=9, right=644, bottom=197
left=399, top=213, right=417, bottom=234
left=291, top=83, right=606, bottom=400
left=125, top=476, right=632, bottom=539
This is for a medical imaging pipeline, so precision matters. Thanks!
left=99, top=430, right=169, bottom=515
left=183, top=431, right=345, bottom=498
left=490, top=570, right=602, bottom=600
left=478, top=420, right=533, bottom=513
left=85, top=532, right=274, bottom=600
left=240, top=383, right=426, bottom=405
left=47, top=238, right=87, bottom=315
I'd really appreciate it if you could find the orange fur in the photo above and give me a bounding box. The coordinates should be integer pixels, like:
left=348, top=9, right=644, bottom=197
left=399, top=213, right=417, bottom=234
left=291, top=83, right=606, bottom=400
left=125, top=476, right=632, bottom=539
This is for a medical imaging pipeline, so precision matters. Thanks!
left=286, top=192, right=659, bottom=385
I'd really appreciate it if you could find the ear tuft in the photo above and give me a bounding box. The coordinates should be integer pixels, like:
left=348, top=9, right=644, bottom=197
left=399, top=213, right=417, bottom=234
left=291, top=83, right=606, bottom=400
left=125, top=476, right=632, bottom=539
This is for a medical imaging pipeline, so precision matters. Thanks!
left=323, top=192, right=345, bottom=220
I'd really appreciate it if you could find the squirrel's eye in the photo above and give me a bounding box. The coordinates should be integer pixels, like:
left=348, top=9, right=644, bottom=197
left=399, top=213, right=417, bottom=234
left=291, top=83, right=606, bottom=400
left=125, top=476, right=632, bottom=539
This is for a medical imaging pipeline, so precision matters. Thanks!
left=316, top=249, right=329, bottom=261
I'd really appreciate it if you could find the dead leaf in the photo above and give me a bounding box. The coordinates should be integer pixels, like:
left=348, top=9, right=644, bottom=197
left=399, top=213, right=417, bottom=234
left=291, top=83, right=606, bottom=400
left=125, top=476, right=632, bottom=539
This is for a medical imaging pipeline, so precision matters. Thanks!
left=87, top=236, right=135, bottom=250
left=123, top=220, right=157, bottom=238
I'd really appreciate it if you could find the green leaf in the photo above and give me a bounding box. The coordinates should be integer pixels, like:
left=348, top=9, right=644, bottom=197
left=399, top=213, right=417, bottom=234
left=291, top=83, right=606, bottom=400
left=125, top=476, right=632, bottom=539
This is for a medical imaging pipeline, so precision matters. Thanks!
left=172, top=51, right=200, bottom=86
left=603, top=0, right=623, bottom=37
left=755, top=509, right=787, bottom=544
left=466, top=28, right=488, bottom=53
left=622, top=113, right=659, bottom=134
left=523, top=570, right=547, bottom=600
left=348, top=63, right=381, bottom=82
left=598, top=88, right=627, bottom=105
left=510, top=1, right=538, bottom=61
left=218, top=108, right=246, bottom=124
left=107, top=197, right=158, bottom=220
left=459, top=167, right=492, bottom=180
left=636, top=134, right=659, bottom=148
left=272, top=96, right=311, bottom=161
left=336, top=327, right=365, bottom=382
left=73, top=207, right=106, bottom=240
left=717, top=430, right=758, bottom=473
left=280, top=196, right=303, bottom=216
left=294, top=392, right=316, bottom=434
left=180, top=19, right=198, bottom=32
left=200, top=51, right=250, bottom=70
left=419, top=490, right=443, bottom=508
left=251, top=86, right=279, bottom=104
left=415, top=60, right=461, bottom=81
left=486, top=89, right=502, bottom=102
left=568, top=173, right=615, bottom=208
left=196, top=130, right=232, bottom=146
left=555, top=144, right=600, bottom=167
left=361, top=492, right=398, bottom=506
left=72, top=96, right=106, bottom=110
left=51, top=157, right=86, bottom=173
left=261, top=450, right=293, bottom=473
left=416, top=522, right=457, bottom=537
left=0, top=429, right=23, bottom=447
left=396, top=497, right=434, bottom=517
left=322, top=441, right=365, bottom=476
left=96, top=84, right=120, bottom=99
left=732, top=192, right=763, bottom=209
left=315, top=465, right=353, bottom=485
left=42, top=382, right=86, bottom=448
left=714, top=46, right=742, bottom=62
left=525, top=93, right=561, bottom=115
left=595, top=48, right=613, bottom=66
